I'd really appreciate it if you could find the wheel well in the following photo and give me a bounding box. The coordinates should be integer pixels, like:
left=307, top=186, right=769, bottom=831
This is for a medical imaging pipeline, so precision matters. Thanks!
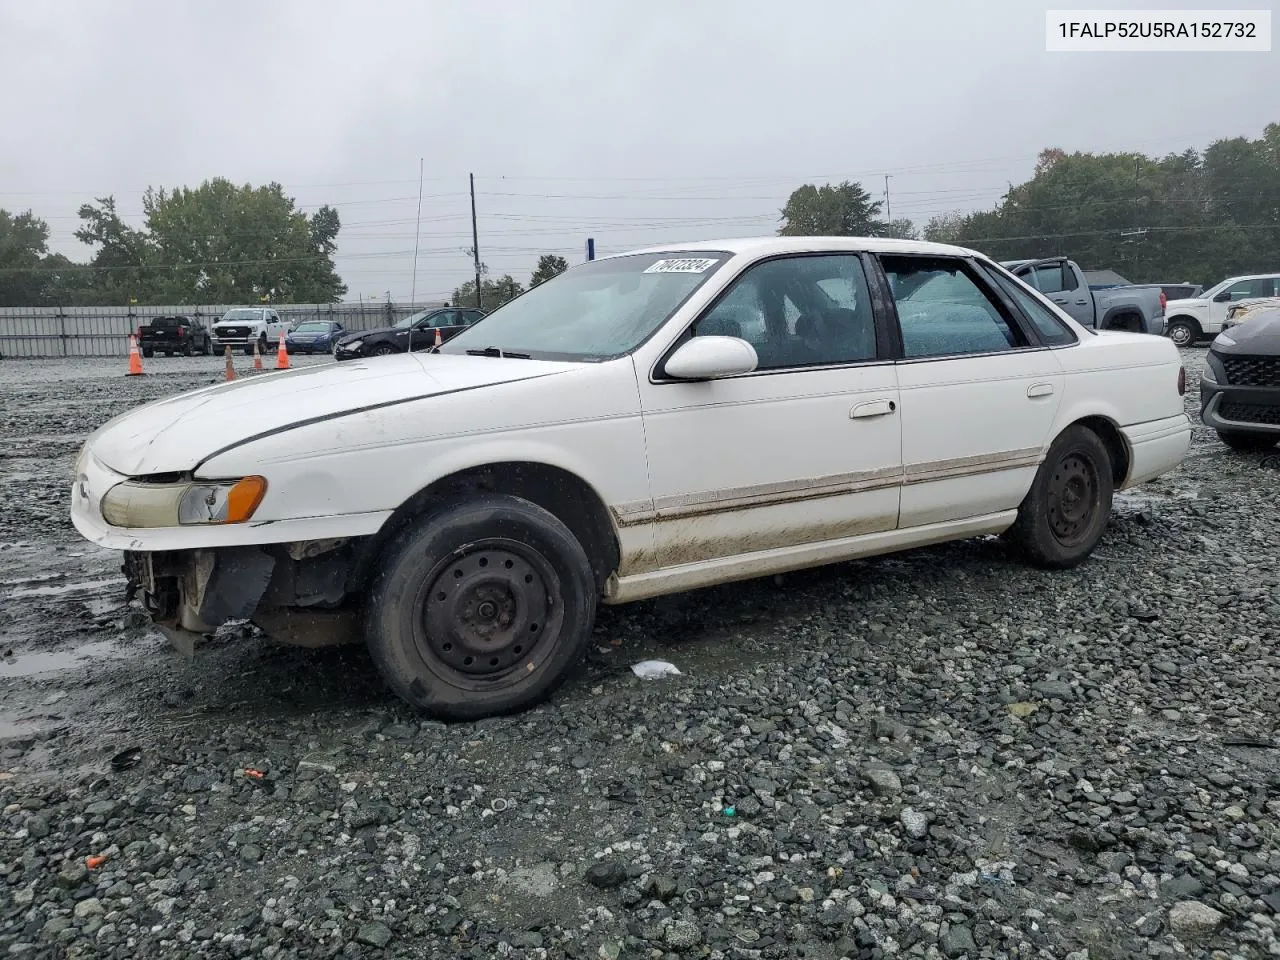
left=1167, top=314, right=1202, bottom=333
left=1074, top=416, right=1130, bottom=486
left=350, top=462, right=620, bottom=593
left=1101, top=309, right=1143, bottom=332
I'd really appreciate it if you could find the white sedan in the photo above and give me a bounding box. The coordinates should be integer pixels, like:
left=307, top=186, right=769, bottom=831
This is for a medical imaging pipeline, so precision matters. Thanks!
left=72, top=237, right=1192, bottom=719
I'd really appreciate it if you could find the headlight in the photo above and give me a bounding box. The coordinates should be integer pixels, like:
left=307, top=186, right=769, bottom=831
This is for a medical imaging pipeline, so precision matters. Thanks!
left=101, top=476, right=267, bottom=528
left=1201, top=364, right=1217, bottom=383
left=342, top=339, right=362, bottom=350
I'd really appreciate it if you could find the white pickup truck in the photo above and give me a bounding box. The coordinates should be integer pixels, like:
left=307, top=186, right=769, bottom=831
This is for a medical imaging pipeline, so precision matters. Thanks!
left=1163, top=274, right=1280, bottom=346
left=210, top=308, right=292, bottom=356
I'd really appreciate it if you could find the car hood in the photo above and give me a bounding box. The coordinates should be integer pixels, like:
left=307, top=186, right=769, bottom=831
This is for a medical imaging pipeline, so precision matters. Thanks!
left=86, top=353, right=577, bottom=475
left=1212, top=308, right=1280, bottom=355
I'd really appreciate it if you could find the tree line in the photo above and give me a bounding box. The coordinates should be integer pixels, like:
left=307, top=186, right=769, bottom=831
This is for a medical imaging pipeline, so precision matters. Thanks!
left=781, top=123, right=1280, bottom=286
left=0, top=179, right=347, bottom=307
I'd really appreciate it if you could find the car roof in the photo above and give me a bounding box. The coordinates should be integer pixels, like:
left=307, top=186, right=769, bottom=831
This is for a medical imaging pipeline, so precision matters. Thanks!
left=617, top=236, right=983, bottom=260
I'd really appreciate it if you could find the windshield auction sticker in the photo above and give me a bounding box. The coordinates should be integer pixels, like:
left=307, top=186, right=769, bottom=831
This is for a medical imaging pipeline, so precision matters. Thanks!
left=643, top=258, right=720, bottom=274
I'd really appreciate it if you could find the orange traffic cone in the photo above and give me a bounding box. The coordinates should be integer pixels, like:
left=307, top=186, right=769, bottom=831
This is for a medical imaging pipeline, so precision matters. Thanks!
left=126, top=334, right=144, bottom=376
left=252, top=338, right=264, bottom=370
left=275, top=333, right=290, bottom=370
left=434, top=327, right=442, bottom=348
left=224, top=344, right=236, bottom=381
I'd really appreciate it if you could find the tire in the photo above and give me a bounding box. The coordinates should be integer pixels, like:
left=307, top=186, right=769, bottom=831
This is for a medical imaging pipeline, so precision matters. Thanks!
left=182, top=341, right=194, bottom=357
left=141, top=348, right=154, bottom=358
left=1007, top=425, right=1114, bottom=569
left=1218, top=431, right=1278, bottom=452
left=164, top=350, right=173, bottom=358
left=372, top=344, right=396, bottom=356
left=201, top=338, right=211, bottom=356
left=365, top=494, right=597, bottom=720
left=1166, top=318, right=1198, bottom=347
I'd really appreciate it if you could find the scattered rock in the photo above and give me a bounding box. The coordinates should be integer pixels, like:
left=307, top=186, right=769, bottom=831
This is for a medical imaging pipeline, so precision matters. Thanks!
left=1168, top=900, right=1224, bottom=936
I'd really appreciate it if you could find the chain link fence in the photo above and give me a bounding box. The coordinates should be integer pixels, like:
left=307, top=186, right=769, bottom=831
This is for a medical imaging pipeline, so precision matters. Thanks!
left=0, top=301, right=446, bottom=358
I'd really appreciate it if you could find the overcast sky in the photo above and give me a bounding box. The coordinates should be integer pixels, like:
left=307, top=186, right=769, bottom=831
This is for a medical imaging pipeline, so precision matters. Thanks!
left=2, top=0, right=1277, bottom=304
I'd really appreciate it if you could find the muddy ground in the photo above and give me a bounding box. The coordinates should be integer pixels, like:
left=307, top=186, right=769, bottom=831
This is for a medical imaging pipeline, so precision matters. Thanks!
left=2, top=348, right=1279, bottom=960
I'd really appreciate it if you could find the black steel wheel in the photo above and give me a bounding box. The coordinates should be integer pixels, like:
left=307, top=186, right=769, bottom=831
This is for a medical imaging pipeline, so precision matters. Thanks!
left=1007, top=425, right=1114, bottom=569
left=415, top=543, right=561, bottom=690
left=366, top=494, right=596, bottom=719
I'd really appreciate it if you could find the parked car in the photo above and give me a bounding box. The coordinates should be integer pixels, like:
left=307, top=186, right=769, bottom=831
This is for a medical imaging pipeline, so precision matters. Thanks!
left=137, top=315, right=212, bottom=357
left=1223, top=297, right=1280, bottom=331
left=1138, top=282, right=1203, bottom=302
left=333, top=307, right=486, bottom=361
left=70, top=237, right=1191, bottom=719
left=1164, top=273, right=1280, bottom=347
left=1001, top=258, right=1166, bottom=335
left=211, top=307, right=292, bottom=356
left=285, top=320, right=345, bottom=355
left=1200, top=305, right=1280, bottom=450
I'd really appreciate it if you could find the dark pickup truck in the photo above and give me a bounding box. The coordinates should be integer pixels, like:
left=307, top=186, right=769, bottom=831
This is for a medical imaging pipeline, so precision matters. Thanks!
left=137, top=316, right=213, bottom=357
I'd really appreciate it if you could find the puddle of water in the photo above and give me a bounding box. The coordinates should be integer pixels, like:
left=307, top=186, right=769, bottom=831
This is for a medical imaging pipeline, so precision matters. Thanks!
left=6, top=577, right=123, bottom=600
left=0, top=640, right=129, bottom=679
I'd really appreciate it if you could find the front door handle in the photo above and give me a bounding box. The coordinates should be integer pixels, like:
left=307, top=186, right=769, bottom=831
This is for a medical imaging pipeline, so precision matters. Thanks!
left=851, top=399, right=897, bottom=419
left=1074, top=299, right=1089, bottom=305
left=1027, top=383, right=1055, bottom=399
left=1052, top=297, right=1068, bottom=304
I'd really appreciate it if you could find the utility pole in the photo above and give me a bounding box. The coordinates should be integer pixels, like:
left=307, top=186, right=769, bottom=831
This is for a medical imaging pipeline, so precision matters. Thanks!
left=470, top=172, right=482, bottom=309
left=411, top=157, right=423, bottom=303
left=884, top=174, right=892, bottom=224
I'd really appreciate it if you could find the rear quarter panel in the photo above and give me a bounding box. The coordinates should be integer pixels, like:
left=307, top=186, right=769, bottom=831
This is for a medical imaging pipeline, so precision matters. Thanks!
left=1052, top=332, right=1186, bottom=429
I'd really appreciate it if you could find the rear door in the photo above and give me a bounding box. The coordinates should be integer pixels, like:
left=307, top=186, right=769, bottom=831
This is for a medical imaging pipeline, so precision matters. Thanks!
left=877, top=254, right=1065, bottom=529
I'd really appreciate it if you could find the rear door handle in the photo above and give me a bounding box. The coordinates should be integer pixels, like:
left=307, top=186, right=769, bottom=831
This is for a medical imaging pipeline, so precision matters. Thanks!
left=1074, top=299, right=1089, bottom=305
left=1027, top=383, right=1054, bottom=399
left=850, top=399, right=897, bottom=419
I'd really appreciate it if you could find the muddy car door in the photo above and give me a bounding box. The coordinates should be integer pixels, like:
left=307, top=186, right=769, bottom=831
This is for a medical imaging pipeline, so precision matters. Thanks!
left=635, top=252, right=903, bottom=571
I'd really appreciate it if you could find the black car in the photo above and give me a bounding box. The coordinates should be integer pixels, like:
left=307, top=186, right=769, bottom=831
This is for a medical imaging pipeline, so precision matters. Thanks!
left=334, top=308, right=487, bottom=361
left=1200, top=306, right=1280, bottom=451
left=137, top=315, right=212, bottom=357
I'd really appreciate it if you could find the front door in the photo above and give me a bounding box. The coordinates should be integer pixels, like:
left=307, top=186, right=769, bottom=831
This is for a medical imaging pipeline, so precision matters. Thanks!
left=634, top=252, right=902, bottom=573
left=878, top=254, right=1065, bottom=529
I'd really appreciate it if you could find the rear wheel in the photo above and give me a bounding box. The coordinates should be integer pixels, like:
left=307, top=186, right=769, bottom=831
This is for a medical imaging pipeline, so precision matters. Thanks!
left=182, top=341, right=194, bottom=357
left=1007, top=425, right=1114, bottom=569
left=164, top=350, right=174, bottom=357
left=1218, top=430, right=1278, bottom=452
left=365, top=494, right=596, bottom=720
left=141, top=348, right=154, bottom=358
left=1166, top=318, right=1198, bottom=347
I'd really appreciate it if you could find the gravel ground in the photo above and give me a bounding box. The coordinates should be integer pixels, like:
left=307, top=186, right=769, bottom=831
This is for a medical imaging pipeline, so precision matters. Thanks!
left=2, top=348, right=1280, bottom=960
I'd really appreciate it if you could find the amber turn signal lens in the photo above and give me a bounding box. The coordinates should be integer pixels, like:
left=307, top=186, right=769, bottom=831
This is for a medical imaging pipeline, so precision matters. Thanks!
left=224, top=476, right=268, bottom=523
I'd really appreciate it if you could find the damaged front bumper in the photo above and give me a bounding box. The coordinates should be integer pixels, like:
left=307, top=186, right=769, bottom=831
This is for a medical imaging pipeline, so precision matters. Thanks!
left=125, top=538, right=363, bottom=656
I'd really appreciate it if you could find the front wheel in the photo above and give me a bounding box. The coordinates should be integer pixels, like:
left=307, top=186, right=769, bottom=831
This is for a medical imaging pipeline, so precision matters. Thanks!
left=1166, top=318, right=1198, bottom=347
left=182, top=341, right=194, bottom=357
left=1006, top=425, right=1114, bottom=569
left=1218, top=430, right=1278, bottom=452
left=372, top=344, right=396, bottom=356
left=365, top=494, right=597, bottom=720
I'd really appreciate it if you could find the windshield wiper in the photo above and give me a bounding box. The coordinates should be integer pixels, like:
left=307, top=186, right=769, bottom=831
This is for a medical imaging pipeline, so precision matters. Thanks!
left=465, top=346, right=530, bottom=359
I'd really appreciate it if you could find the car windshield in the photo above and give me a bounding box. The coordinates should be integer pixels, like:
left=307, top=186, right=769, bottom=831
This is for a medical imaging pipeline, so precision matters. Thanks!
left=394, top=311, right=433, bottom=329
left=293, top=322, right=327, bottom=332
left=221, top=309, right=262, bottom=320
left=439, top=252, right=730, bottom=360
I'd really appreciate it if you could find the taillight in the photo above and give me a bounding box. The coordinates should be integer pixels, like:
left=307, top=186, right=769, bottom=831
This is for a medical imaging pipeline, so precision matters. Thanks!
left=1159, top=291, right=1167, bottom=314
left=1177, top=366, right=1186, bottom=396
left=136, top=326, right=143, bottom=337
left=178, top=325, right=186, bottom=337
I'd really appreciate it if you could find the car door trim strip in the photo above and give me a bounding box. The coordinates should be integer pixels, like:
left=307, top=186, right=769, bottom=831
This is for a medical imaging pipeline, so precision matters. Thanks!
left=610, top=446, right=1044, bottom=527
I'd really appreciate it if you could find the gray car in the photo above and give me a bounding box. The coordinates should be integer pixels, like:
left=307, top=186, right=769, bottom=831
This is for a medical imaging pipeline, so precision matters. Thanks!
left=1200, top=306, right=1280, bottom=451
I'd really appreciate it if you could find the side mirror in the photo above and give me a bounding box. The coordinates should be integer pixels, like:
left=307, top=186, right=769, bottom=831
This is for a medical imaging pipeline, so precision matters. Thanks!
left=664, top=336, right=758, bottom=380
left=1213, top=291, right=1232, bottom=302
